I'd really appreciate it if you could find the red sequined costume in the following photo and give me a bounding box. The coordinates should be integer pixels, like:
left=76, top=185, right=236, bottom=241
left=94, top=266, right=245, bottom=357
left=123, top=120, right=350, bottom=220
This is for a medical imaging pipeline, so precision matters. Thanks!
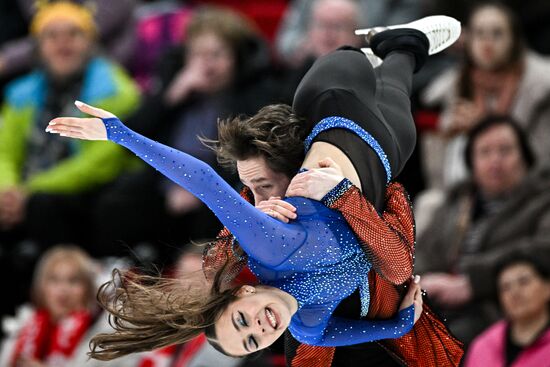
left=203, top=184, right=463, bottom=366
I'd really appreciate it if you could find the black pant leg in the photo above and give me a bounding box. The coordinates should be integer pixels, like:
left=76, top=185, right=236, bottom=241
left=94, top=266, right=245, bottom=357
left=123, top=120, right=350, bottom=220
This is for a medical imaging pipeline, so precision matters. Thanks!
left=293, top=49, right=418, bottom=209
left=373, top=52, right=417, bottom=177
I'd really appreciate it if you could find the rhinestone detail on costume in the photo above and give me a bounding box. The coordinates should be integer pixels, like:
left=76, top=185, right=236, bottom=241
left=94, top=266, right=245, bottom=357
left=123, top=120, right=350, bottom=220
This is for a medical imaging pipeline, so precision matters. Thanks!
left=102, top=116, right=415, bottom=347
left=304, top=116, right=392, bottom=183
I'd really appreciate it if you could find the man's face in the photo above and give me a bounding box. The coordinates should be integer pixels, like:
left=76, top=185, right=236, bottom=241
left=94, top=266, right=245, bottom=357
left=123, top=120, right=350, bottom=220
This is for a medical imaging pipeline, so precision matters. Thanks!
left=237, top=157, right=291, bottom=204
left=38, top=20, right=93, bottom=79
left=308, top=0, right=360, bottom=58
left=472, top=124, right=527, bottom=197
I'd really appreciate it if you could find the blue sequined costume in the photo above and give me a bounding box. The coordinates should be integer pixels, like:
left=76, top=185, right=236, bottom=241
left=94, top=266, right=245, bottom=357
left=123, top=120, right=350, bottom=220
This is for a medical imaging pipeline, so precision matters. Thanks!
left=102, top=117, right=414, bottom=346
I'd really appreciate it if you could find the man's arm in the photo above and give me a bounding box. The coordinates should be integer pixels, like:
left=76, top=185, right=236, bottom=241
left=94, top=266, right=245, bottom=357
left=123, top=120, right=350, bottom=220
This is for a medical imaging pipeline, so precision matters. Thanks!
left=322, top=180, right=415, bottom=285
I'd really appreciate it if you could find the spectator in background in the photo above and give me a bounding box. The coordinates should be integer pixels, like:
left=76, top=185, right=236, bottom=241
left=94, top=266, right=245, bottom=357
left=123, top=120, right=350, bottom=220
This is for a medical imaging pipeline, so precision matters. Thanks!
left=0, top=0, right=137, bottom=81
left=275, top=0, right=364, bottom=104
left=130, top=1, right=193, bottom=91
left=92, top=6, right=277, bottom=262
left=464, top=253, right=550, bottom=366
left=415, top=115, right=550, bottom=345
left=0, top=246, right=142, bottom=366
left=426, top=0, right=550, bottom=55
left=422, top=2, right=550, bottom=187
left=0, top=1, right=139, bottom=314
left=275, top=0, right=421, bottom=66
left=0, top=0, right=27, bottom=102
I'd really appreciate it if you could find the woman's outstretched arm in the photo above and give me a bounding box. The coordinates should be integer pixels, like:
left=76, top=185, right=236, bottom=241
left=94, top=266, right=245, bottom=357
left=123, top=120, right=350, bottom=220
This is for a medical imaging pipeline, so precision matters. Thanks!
left=46, top=102, right=306, bottom=268
left=298, top=276, right=422, bottom=347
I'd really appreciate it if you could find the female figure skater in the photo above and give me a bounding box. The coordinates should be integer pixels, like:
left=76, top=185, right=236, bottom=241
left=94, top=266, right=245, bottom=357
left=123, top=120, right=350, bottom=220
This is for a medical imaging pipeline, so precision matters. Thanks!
left=46, top=16, right=462, bottom=364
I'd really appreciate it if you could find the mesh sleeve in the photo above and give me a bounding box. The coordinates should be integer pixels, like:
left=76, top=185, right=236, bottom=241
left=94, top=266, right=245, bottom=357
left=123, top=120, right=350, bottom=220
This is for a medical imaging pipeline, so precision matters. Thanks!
left=323, top=180, right=415, bottom=285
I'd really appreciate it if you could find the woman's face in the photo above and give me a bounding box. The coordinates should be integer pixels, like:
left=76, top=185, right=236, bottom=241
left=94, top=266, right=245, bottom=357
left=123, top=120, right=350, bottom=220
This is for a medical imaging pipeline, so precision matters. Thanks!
left=472, top=124, right=527, bottom=198
left=187, top=32, right=236, bottom=94
left=468, top=6, right=514, bottom=71
left=38, top=20, right=93, bottom=79
left=42, top=260, right=88, bottom=320
left=214, top=285, right=297, bottom=356
left=498, top=263, right=550, bottom=323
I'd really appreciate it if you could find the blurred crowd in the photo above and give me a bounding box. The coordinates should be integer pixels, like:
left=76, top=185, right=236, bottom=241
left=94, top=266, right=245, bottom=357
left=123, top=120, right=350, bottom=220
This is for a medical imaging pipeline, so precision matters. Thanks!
left=1, top=0, right=550, bottom=366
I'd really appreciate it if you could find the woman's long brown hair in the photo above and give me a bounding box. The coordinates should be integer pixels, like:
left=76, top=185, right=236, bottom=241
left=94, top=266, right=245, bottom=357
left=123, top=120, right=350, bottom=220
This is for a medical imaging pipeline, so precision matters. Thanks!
left=89, top=263, right=239, bottom=360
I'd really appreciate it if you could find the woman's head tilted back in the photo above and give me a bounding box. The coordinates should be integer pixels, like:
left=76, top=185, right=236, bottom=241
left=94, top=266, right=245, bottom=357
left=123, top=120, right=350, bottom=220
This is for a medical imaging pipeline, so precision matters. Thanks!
left=89, top=264, right=296, bottom=360
left=208, top=284, right=297, bottom=356
left=32, top=245, right=96, bottom=321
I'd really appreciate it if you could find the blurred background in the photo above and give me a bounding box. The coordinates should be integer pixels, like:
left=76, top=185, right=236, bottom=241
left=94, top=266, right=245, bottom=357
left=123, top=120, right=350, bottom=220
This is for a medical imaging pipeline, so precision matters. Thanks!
left=0, top=0, right=549, bottom=365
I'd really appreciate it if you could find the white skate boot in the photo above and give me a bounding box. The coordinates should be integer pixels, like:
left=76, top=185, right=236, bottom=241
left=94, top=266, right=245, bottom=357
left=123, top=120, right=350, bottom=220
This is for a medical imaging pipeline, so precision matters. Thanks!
left=356, top=15, right=461, bottom=55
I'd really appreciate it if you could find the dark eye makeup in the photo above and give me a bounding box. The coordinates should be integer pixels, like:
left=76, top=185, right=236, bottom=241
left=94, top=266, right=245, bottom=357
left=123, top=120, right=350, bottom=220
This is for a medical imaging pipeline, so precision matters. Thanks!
left=238, top=311, right=258, bottom=351
left=239, top=311, right=248, bottom=327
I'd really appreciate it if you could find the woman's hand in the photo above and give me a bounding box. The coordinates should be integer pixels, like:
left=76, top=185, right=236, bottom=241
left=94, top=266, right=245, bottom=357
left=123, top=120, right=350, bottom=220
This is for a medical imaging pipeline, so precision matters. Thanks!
left=399, top=275, right=423, bottom=324
left=256, top=197, right=297, bottom=223
left=447, top=99, right=482, bottom=136
left=45, top=101, right=115, bottom=140
left=286, top=158, right=345, bottom=201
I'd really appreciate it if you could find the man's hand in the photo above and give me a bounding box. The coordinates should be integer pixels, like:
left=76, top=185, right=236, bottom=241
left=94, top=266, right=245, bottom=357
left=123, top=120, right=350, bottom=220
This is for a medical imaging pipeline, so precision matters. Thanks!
left=0, top=188, right=28, bottom=229
left=286, top=158, right=345, bottom=200
left=256, top=197, right=297, bottom=223
left=421, top=273, right=472, bottom=308
left=165, top=185, right=202, bottom=215
left=164, top=60, right=210, bottom=106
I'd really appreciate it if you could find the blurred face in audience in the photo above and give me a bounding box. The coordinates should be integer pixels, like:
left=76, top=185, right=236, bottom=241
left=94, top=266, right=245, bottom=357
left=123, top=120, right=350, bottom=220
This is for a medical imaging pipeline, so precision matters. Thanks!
left=468, top=6, right=514, bottom=71
left=42, top=259, right=88, bottom=320
left=38, top=20, right=93, bottom=79
left=472, top=123, right=527, bottom=198
left=308, top=0, right=361, bottom=58
left=498, top=263, right=550, bottom=323
left=187, top=32, right=236, bottom=94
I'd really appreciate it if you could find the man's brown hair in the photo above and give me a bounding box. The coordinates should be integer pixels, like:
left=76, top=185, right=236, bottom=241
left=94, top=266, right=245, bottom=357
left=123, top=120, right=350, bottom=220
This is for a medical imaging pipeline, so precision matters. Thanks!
left=214, top=104, right=307, bottom=178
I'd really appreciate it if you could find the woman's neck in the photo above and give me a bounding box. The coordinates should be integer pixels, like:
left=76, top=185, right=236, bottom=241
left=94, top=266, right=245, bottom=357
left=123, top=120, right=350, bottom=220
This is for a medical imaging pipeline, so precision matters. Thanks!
left=275, top=287, right=299, bottom=314
left=510, top=309, right=550, bottom=346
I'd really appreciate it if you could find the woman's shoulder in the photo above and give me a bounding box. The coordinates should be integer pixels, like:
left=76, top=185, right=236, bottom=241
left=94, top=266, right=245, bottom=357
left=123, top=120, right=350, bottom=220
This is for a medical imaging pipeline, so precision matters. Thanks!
left=285, top=197, right=342, bottom=219
left=1, top=304, right=35, bottom=336
left=464, top=321, right=508, bottom=367
left=0, top=305, right=36, bottom=366
left=470, top=320, right=508, bottom=350
left=520, top=51, right=550, bottom=98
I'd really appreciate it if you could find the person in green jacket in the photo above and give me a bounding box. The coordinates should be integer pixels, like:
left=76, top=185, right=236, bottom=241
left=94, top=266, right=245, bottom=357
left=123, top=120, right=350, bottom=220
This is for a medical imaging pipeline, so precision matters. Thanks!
left=0, top=2, right=140, bottom=241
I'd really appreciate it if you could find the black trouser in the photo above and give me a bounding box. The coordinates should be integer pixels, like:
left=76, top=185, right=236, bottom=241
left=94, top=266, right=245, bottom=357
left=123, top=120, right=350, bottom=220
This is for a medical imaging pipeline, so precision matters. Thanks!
left=293, top=49, right=416, bottom=210
left=288, top=49, right=417, bottom=365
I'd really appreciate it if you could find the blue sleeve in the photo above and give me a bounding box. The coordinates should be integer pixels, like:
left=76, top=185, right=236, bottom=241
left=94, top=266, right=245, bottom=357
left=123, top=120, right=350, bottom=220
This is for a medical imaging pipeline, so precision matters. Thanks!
left=102, top=117, right=307, bottom=267
left=314, top=305, right=415, bottom=346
